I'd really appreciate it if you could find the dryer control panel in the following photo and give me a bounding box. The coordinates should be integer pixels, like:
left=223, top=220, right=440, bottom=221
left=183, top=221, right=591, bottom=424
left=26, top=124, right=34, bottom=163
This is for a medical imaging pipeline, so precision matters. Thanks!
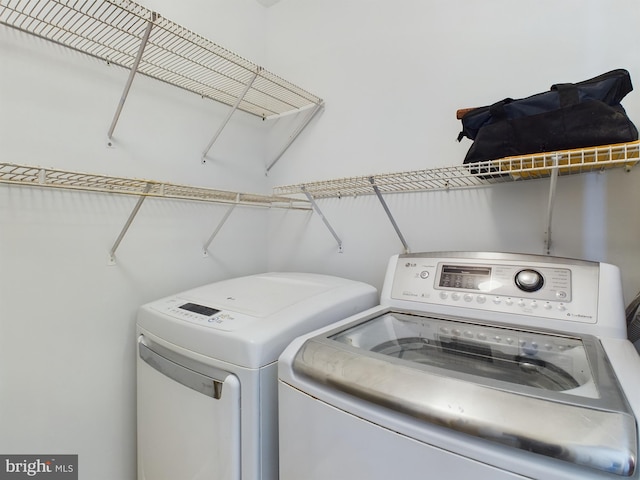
left=388, top=252, right=602, bottom=324
left=150, top=296, right=254, bottom=332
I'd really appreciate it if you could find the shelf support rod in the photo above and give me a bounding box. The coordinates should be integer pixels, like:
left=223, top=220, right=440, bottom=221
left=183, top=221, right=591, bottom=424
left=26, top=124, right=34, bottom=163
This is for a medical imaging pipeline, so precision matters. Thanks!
left=107, top=13, right=156, bottom=142
left=266, top=101, right=324, bottom=173
left=108, top=182, right=153, bottom=264
left=301, top=186, right=343, bottom=252
left=201, top=70, right=260, bottom=162
left=544, top=155, right=560, bottom=255
left=203, top=195, right=239, bottom=256
left=370, top=177, right=410, bottom=254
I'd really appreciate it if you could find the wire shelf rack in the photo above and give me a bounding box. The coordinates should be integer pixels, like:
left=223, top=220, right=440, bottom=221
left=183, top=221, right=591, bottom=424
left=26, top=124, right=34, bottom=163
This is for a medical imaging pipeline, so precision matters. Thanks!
left=0, top=162, right=311, bottom=210
left=0, top=0, right=322, bottom=119
left=274, top=142, right=640, bottom=198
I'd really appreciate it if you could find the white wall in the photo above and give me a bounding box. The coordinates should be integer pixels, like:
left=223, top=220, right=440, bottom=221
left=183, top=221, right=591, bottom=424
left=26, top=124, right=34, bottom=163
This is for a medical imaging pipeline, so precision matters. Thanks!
left=2, top=1, right=640, bottom=479
left=265, top=0, right=640, bottom=303
left=0, top=1, right=269, bottom=479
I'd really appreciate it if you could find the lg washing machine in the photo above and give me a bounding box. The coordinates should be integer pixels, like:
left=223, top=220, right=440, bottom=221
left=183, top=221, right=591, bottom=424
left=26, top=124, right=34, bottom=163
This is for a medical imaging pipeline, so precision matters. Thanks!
left=279, top=252, right=640, bottom=480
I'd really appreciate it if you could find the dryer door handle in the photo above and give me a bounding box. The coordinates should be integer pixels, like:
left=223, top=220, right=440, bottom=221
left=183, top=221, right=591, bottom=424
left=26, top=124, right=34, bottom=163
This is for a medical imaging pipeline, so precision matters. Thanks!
left=138, top=336, right=225, bottom=399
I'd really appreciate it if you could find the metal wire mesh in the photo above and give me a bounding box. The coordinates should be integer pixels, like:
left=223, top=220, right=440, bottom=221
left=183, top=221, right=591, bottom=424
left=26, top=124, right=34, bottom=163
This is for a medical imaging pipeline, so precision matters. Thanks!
left=274, top=142, right=640, bottom=198
left=0, top=162, right=311, bottom=209
left=0, top=0, right=322, bottom=117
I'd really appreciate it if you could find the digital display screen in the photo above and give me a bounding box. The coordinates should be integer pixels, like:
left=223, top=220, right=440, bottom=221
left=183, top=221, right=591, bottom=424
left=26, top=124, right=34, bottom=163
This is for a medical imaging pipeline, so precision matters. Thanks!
left=439, top=265, right=491, bottom=290
left=179, top=302, right=219, bottom=317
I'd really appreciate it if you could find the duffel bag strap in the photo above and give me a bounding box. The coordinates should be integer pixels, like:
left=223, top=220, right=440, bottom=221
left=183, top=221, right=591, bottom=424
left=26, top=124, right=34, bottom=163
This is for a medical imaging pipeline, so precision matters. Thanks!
left=551, top=83, right=579, bottom=107
left=488, top=98, right=513, bottom=120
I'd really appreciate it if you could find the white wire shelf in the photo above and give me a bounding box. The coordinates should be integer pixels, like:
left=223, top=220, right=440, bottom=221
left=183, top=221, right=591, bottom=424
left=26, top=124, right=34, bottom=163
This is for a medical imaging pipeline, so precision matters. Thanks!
left=0, top=162, right=311, bottom=210
left=274, top=142, right=640, bottom=198
left=0, top=0, right=322, bottom=119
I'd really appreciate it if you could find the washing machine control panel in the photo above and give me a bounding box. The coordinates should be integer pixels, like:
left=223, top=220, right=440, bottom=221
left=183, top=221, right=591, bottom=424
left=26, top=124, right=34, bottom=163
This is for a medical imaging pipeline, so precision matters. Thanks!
left=389, top=253, right=601, bottom=324
left=150, top=297, right=253, bottom=331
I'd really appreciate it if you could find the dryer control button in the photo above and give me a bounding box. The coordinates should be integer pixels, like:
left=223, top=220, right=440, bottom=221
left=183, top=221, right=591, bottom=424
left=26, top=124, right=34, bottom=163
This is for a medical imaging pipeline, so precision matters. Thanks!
left=477, top=295, right=486, bottom=304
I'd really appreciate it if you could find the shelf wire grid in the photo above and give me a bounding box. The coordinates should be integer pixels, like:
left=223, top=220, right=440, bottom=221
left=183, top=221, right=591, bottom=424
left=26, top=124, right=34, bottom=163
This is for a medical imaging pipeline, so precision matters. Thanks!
left=0, top=162, right=311, bottom=210
left=0, top=0, right=322, bottom=118
left=274, top=142, right=640, bottom=198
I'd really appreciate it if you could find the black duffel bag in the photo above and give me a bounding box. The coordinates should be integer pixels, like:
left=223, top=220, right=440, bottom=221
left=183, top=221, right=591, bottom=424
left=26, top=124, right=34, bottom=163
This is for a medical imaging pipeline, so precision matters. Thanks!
left=457, top=69, right=639, bottom=165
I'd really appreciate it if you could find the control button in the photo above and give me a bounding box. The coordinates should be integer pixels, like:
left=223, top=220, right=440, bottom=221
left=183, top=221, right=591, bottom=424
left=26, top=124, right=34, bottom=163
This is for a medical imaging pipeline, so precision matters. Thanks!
left=492, top=297, right=501, bottom=305
left=543, top=302, right=552, bottom=310
left=494, top=336, right=502, bottom=342
left=530, top=301, right=538, bottom=309
left=452, top=329, right=461, bottom=336
left=451, top=293, right=461, bottom=301
left=505, top=298, right=514, bottom=306
left=558, top=304, right=567, bottom=311
left=517, top=299, right=526, bottom=307
left=477, top=333, right=487, bottom=340
left=506, top=337, right=514, bottom=344
left=464, top=294, right=473, bottom=302
left=420, top=271, right=430, bottom=279
left=439, top=292, right=448, bottom=300
left=477, top=295, right=486, bottom=304
left=464, top=330, right=474, bottom=338
left=440, top=327, right=450, bottom=334
left=556, top=291, right=567, bottom=299
left=544, top=343, right=553, bottom=350
left=515, top=269, right=544, bottom=292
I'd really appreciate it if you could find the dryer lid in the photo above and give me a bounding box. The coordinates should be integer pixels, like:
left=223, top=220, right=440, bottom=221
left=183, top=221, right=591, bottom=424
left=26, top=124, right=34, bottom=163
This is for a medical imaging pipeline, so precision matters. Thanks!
left=293, top=311, right=637, bottom=476
left=184, top=273, right=337, bottom=317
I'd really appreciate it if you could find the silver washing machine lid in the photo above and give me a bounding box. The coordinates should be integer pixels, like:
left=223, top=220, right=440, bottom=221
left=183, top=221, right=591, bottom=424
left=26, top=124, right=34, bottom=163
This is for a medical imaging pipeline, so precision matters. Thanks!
left=293, top=311, right=637, bottom=476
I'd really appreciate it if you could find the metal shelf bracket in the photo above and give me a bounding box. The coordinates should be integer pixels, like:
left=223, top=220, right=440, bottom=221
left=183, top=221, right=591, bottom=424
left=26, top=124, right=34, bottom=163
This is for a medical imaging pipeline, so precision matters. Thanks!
left=266, top=102, right=325, bottom=174
left=369, top=177, right=410, bottom=254
left=108, top=182, right=153, bottom=265
left=544, top=155, right=560, bottom=255
left=202, top=194, right=240, bottom=256
left=106, top=12, right=157, bottom=145
left=201, top=70, right=260, bottom=163
left=301, top=186, right=343, bottom=253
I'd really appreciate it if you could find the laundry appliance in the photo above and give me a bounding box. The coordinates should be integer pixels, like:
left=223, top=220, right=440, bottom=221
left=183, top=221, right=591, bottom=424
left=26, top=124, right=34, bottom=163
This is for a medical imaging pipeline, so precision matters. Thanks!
left=278, top=252, right=640, bottom=479
left=136, top=272, right=377, bottom=480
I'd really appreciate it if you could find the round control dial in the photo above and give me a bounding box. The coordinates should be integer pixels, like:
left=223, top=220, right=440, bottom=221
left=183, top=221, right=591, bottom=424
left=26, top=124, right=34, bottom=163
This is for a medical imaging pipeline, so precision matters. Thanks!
left=515, top=269, right=544, bottom=292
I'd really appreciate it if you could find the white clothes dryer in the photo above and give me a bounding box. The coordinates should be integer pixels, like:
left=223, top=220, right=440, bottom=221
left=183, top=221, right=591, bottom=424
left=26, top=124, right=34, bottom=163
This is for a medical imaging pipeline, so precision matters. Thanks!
left=279, top=252, right=640, bottom=480
left=136, top=272, right=377, bottom=480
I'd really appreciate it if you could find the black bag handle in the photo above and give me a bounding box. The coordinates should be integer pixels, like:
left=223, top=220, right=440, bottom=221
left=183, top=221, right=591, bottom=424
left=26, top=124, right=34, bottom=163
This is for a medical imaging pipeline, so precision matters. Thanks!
left=488, top=98, right=513, bottom=120
left=551, top=83, right=580, bottom=107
